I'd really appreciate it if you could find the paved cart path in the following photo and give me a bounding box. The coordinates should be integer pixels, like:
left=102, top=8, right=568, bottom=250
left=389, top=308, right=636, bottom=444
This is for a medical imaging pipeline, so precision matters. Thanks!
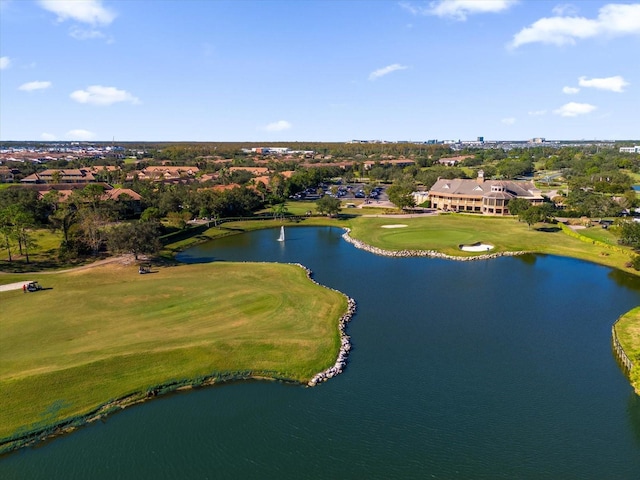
left=0, top=281, right=36, bottom=292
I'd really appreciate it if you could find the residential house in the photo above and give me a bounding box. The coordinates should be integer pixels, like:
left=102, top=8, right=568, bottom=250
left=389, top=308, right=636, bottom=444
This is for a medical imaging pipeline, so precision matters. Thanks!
left=20, top=169, right=96, bottom=184
left=0, top=167, right=18, bottom=183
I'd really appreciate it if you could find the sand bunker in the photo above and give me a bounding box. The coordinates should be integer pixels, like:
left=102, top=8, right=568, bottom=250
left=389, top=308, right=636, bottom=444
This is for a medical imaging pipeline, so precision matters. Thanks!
left=459, top=243, right=494, bottom=252
left=381, top=224, right=408, bottom=229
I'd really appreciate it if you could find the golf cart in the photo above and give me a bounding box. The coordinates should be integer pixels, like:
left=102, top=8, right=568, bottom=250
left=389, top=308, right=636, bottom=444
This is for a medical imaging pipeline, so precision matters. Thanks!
left=26, top=281, right=42, bottom=292
left=138, top=264, right=151, bottom=274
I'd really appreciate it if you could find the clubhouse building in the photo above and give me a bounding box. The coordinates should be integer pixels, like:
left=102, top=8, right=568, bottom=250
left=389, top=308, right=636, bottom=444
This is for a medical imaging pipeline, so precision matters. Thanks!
left=428, top=170, right=544, bottom=215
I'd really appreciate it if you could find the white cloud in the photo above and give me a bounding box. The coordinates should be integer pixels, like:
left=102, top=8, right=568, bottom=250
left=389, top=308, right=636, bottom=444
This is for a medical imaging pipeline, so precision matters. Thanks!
left=38, top=0, right=116, bottom=26
left=552, top=4, right=579, bottom=16
left=69, top=26, right=106, bottom=40
left=578, top=75, right=629, bottom=93
left=401, top=0, right=518, bottom=21
left=0, top=56, right=10, bottom=69
left=511, top=3, right=640, bottom=48
left=70, top=85, right=140, bottom=106
left=501, top=117, right=516, bottom=125
left=263, top=120, right=292, bottom=132
left=66, top=129, right=96, bottom=140
left=41, top=132, right=57, bottom=141
left=19, top=81, right=52, bottom=92
left=528, top=110, right=547, bottom=116
left=369, top=63, right=408, bottom=81
left=553, top=102, right=597, bottom=117
left=562, top=86, right=580, bottom=94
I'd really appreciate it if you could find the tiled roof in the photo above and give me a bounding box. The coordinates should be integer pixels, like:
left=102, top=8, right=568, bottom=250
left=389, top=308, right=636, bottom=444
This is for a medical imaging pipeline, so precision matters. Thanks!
left=430, top=178, right=542, bottom=199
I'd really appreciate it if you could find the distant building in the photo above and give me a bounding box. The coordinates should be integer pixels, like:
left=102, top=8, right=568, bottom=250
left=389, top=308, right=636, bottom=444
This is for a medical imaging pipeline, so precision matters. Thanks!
left=437, top=155, right=473, bottom=166
left=363, top=159, right=415, bottom=169
left=620, top=146, right=640, bottom=153
left=126, top=166, right=200, bottom=182
left=428, top=170, right=543, bottom=215
left=0, top=167, right=18, bottom=183
left=21, top=169, right=96, bottom=184
left=530, top=137, right=546, bottom=144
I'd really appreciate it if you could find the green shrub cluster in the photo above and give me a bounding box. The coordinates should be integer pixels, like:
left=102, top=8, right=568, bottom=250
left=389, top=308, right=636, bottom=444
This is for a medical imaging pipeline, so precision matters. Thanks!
left=559, top=222, right=629, bottom=255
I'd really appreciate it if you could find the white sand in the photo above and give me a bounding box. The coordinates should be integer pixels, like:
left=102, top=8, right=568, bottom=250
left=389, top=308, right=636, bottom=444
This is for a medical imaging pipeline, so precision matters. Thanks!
left=381, top=224, right=408, bottom=229
left=460, top=244, right=494, bottom=252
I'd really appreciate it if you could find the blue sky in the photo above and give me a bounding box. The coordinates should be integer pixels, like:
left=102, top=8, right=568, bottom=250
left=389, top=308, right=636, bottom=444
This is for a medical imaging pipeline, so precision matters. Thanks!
left=1, top=0, right=638, bottom=142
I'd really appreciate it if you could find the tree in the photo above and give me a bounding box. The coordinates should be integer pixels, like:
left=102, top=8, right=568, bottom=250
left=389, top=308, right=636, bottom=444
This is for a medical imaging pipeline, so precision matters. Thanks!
left=507, top=198, right=530, bottom=217
left=271, top=202, right=288, bottom=220
left=47, top=198, right=77, bottom=245
left=386, top=177, right=416, bottom=210
left=107, top=221, right=162, bottom=260
left=363, top=183, right=374, bottom=203
left=76, top=209, right=106, bottom=255
left=519, top=206, right=545, bottom=229
left=316, top=195, right=342, bottom=217
left=166, top=211, right=192, bottom=229
left=618, top=221, right=640, bottom=249
left=0, top=207, right=16, bottom=262
left=79, top=184, right=106, bottom=212
left=141, top=207, right=162, bottom=222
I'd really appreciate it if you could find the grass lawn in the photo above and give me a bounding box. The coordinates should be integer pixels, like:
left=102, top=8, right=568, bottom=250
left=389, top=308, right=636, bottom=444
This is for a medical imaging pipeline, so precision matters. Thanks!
left=0, top=261, right=347, bottom=445
left=574, top=225, right=621, bottom=246
left=615, top=307, right=640, bottom=394
left=346, top=214, right=636, bottom=272
left=0, top=228, right=89, bottom=273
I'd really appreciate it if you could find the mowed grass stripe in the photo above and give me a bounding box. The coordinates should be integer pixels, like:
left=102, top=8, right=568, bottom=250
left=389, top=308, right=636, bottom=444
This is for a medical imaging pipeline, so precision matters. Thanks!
left=0, top=262, right=346, bottom=440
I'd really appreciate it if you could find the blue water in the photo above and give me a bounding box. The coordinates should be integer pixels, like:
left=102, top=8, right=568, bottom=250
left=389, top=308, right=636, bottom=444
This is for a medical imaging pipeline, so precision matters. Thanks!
left=2, top=226, right=640, bottom=479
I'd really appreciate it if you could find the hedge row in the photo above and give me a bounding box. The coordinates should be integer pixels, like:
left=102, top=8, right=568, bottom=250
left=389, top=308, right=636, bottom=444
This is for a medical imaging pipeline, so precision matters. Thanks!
left=558, top=222, right=630, bottom=256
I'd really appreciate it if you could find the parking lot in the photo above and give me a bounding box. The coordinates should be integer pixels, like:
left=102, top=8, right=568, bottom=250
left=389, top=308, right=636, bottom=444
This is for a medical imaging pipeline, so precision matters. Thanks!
left=290, top=182, right=388, bottom=204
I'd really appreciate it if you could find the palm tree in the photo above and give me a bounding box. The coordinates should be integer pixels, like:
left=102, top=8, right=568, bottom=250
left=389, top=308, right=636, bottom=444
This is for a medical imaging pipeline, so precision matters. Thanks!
left=271, top=202, right=288, bottom=220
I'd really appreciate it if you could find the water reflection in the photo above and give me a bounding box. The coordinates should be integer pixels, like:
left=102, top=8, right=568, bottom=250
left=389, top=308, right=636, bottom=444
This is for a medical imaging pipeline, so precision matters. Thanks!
left=609, top=268, right=640, bottom=292
left=628, top=394, right=640, bottom=446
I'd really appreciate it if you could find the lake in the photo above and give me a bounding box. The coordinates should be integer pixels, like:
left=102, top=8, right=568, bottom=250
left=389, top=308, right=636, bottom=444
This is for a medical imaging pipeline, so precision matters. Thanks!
left=2, top=226, right=640, bottom=479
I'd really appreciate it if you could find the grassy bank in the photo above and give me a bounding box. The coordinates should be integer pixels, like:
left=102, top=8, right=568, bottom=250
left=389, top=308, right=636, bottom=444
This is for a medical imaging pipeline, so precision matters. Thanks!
left=346, top=214, right=636, bottom=274
left=0, top=261, right=347, bottom=450
left=614, top=308, right=640, bottom=395
left=161, top=216, right=350, bottom=255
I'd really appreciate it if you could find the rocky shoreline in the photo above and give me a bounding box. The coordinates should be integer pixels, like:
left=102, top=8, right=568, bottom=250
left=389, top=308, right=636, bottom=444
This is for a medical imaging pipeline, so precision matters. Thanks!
left=341, top=228, right=528, bottom=261
left=1, top=262, right=355, bottom=455
left=289, top=263, right=357, bottom=387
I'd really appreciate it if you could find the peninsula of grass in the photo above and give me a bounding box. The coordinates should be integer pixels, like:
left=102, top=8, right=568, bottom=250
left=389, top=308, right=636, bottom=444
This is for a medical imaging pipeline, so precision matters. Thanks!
left=0, top=261, right=347, bottom=452
left=346, top=214, right=636, bottom=273
left=614, top=307, right=640, bottom=394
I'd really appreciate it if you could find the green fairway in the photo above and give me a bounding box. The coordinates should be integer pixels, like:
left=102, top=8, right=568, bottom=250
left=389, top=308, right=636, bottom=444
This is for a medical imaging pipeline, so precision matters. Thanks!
left=346, top=214, right=635, bottom=272
left=0, top=261, right=347, bottom=445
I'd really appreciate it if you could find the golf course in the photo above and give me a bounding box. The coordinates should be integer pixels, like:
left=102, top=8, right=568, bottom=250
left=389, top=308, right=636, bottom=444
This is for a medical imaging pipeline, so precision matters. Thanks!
left=2, top=212, right=640, bottom=453
left=0, top=260, right=347, bottom=452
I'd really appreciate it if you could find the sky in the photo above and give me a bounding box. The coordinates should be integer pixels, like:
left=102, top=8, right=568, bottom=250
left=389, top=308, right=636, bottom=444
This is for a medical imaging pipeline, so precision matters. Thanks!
left=1, top=0, right=639, bottom=142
